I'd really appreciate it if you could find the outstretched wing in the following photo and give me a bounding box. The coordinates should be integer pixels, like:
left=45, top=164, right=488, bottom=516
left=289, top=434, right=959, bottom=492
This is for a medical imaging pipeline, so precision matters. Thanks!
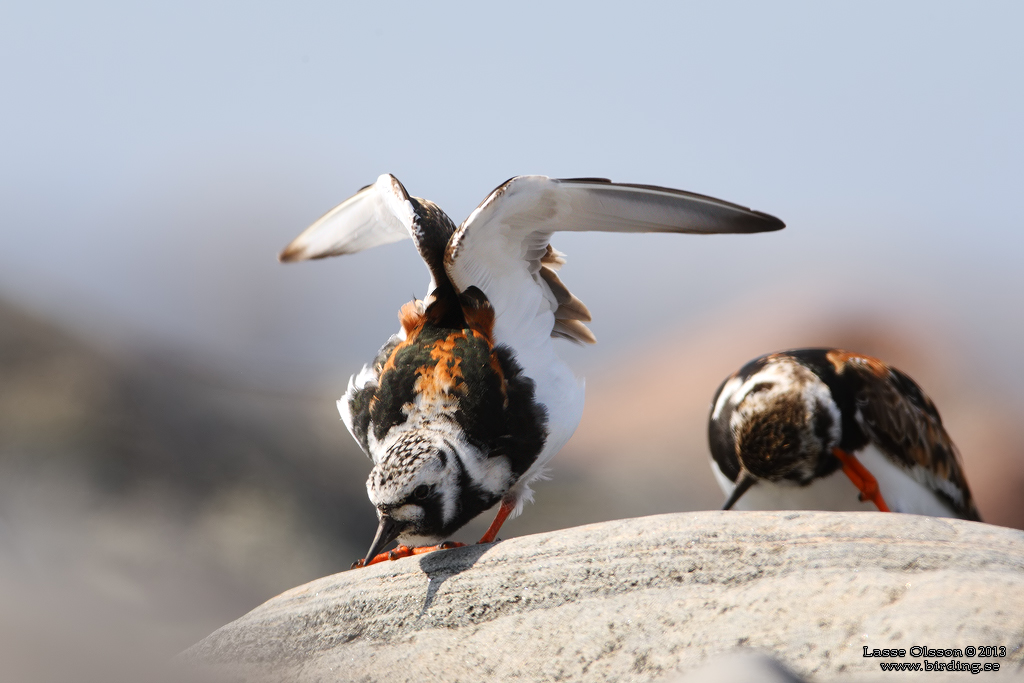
left=445, top=175, right=785, bottom=350
left=833, top=352, right=981, bottom=520
left=445, top=176, right=784, bottom=487
left=280, top=174, right=447, bottom=456
left=280, top=173, right=460, bottom=302
left=279, top=174, right=416, bottom=263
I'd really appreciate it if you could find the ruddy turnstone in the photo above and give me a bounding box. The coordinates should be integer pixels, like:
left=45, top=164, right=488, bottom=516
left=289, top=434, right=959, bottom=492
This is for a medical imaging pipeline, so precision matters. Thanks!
left=708, top=348, right=981, bottom=520
left=281, top=174, right=785, bottom=566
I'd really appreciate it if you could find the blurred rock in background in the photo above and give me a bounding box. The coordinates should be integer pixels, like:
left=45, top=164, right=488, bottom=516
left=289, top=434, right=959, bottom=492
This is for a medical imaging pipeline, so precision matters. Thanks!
left=0, top=297, right=372, bottom=680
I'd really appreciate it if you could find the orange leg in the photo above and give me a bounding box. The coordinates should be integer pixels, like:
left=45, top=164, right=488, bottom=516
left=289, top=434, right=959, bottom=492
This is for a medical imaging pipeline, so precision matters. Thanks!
left=477, top=497, right=516, bottom=544
left=833, top=447, right=891, bottom=512
left=350, top=541, right=465, bottom=569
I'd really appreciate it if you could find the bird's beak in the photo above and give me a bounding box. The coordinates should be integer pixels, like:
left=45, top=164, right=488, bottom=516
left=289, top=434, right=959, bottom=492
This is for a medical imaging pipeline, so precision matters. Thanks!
left=722, top=470, right=758, bottom=510
left=363, top=514, right=405, bottom=564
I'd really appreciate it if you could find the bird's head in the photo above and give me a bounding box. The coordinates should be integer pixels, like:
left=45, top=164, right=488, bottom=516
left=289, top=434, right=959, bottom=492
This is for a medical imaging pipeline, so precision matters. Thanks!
left=725, top=357, right=841, bottom=483
left=361, top=428, right=504, bottom=563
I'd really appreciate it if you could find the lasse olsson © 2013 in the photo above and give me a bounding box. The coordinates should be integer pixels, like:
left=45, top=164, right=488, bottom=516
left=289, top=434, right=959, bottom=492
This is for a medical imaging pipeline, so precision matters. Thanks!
left=863, top=645, right=1006, bottom=658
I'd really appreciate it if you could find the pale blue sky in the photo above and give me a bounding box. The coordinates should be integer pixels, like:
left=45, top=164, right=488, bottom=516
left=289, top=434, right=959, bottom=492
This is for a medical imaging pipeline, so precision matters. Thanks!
left=1, top=2, right=1021, bottom=394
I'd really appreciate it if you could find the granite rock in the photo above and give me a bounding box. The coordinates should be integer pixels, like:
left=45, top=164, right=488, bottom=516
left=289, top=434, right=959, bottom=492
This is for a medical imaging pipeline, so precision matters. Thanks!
left=183, top=511, right=1024, bottom=682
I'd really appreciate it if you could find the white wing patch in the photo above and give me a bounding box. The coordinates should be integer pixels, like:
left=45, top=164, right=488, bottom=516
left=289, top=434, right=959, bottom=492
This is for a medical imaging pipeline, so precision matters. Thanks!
left=279, top=174, right=415, bottom=263
left=337, top=362, right=379, bottom=458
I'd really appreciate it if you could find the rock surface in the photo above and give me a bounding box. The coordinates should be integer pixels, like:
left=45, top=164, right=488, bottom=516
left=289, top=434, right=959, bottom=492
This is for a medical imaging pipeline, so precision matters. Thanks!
left=183, top=511, right=1024, bottom=682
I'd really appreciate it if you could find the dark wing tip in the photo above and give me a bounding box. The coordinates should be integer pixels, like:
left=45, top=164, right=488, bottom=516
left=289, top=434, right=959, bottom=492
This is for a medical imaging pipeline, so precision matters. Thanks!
left=557, top=177, right=786, bottom=233
left=278, top=244, right=304, bottom=263
left=278, top=242, right=344, bottom=263
left=749, top=210, right=786, bottom=232
left=721, top=209, right=785, bottom=234
left=691, top=204, right=785, bottom=235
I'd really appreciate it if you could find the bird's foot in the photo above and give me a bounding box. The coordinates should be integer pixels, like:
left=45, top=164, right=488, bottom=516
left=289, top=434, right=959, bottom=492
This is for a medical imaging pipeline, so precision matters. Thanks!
left=350, top=541, right=466, bottom=569
left=410, top=541, right=465, bottom=555
left=833, top=447, right=892, bottom=512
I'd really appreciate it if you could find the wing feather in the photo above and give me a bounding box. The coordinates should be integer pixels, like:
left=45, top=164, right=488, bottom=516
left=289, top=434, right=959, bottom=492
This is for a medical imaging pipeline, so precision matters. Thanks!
left=445, top=175, right=784, bottom=350
left=444, top=175, right=784, bottom=485
left=552, top=318, right=598, bottom=345
left=278, top=174, right=415, bottom=262
left=538, top=266, right=592, bottom=321
left=842, top=356, right=981, bottom=520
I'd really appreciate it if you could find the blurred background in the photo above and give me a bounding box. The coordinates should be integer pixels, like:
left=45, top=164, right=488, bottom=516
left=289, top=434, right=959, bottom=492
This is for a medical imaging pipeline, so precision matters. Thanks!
left=1, top=1, right=1022, bottom=680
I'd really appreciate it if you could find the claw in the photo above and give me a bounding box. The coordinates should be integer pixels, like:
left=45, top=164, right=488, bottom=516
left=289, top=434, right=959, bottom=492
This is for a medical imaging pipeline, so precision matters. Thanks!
left=436, top=541, right=464, bottom=550
left=388, top=545, right=413, bottom=561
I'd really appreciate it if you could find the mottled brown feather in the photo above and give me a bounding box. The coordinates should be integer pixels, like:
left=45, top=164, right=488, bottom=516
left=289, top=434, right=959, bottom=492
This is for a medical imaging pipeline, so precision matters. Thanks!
left=458, top=293, right=496, bottom=345
left=552, top=319, right=597, bottom=345
left=398, top=300, right=426, bottom=337
left=537, top=244, right=594, bottom=344
left=539, top=266, right=592, bottom=322
left=829, top=351, right=980, bottom=520
left=540, top=244, right=567, bottom=271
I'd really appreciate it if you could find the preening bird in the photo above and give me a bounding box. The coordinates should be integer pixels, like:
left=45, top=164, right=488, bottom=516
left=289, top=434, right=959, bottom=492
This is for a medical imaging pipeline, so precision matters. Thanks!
left=708, top=348, right=981, bottom=520
left=280, top=173, right=785, bottom=567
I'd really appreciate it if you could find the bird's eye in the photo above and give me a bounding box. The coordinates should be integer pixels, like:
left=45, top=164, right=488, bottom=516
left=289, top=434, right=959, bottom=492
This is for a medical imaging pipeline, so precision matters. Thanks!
left=413, top=484, right=430, bottom=500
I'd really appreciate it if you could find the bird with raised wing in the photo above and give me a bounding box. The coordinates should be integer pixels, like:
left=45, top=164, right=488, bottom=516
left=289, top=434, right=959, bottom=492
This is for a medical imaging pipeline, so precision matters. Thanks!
left=281, top=174, right=785, bottom=567
left=708, top=348, right=981, bottom=520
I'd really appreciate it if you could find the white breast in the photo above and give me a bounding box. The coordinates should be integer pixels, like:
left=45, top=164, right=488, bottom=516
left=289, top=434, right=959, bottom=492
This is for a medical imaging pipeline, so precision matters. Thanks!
left=711, top=445, right=959, bottom=518
left=509, top=343, right=586, bottom=500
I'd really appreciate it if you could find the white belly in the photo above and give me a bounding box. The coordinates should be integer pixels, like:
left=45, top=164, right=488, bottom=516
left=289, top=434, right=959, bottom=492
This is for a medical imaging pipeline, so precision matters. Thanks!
left=711, top=445, right=960, bottom=518
left=506, top=340, right=585, bottom=511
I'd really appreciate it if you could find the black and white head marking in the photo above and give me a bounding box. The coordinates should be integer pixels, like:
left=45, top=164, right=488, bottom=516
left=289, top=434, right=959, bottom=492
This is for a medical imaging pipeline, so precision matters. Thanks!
left=366, top=427, right=513, bottom=549
left=366, top=430, right=461, bottom=544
